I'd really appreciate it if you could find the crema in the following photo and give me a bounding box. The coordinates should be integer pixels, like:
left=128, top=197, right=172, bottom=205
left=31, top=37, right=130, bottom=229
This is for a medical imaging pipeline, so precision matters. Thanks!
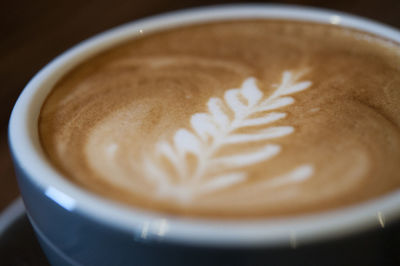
left=39, top=20, right=400, bottom=218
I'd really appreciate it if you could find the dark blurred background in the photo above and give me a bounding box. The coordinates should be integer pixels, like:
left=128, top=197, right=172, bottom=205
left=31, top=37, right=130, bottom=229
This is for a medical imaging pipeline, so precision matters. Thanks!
left=1, top=0, right=400, bottom=211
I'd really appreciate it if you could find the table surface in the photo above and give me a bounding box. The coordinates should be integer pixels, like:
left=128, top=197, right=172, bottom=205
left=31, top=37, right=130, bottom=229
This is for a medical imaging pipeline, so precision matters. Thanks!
left=1, top=0, right=400, bottom=212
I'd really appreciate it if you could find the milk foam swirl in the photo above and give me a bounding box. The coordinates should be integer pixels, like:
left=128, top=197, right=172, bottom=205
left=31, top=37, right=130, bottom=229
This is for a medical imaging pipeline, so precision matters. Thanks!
left=144, top=71, right=313, bottom=202
left=39, top=20, right=400, bottom=218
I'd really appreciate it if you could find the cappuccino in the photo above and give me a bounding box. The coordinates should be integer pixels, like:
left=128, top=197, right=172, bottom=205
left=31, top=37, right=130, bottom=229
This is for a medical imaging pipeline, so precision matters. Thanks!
left=39, top=20, right=400, bottom=218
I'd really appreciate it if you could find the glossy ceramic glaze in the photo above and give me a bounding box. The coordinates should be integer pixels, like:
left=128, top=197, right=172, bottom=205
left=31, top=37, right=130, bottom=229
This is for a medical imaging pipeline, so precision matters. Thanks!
left=8, top=4, right=400, bottom=265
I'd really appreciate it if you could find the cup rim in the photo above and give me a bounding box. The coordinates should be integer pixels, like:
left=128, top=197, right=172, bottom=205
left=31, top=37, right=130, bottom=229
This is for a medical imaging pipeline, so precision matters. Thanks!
left=8, top=4, right=400, bottom=247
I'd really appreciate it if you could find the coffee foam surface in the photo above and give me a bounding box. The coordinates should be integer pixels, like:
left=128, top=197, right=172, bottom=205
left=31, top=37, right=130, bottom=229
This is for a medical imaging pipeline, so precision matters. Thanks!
left=39, top=20, right=400, bottom=218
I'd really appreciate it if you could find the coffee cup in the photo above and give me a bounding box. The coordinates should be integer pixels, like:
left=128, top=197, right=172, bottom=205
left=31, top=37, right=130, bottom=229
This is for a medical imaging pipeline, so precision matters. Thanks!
left=8, top=4, right=400, bottom=265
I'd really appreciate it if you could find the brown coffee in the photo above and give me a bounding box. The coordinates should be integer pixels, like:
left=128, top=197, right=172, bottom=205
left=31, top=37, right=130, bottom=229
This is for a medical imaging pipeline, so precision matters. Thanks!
left=39, top=20, right=400, bottom=218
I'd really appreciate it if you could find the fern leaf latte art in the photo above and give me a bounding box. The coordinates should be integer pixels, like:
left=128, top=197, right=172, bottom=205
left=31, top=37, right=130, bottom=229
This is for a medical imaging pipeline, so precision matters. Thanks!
left=145, top=71, right=313, bottom=202
left=39, top=20, right=400, bottom=218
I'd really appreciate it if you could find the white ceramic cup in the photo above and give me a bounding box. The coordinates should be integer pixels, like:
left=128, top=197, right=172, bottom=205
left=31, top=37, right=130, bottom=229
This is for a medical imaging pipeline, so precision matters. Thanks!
left=8, top=4, right=400, bottom=266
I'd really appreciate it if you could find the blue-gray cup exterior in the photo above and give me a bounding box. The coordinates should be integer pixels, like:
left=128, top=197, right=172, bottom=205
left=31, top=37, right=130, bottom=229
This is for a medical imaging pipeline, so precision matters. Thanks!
left=11, top=153, right=400, bottom=265
left=8, top=5, right=400, bottom=266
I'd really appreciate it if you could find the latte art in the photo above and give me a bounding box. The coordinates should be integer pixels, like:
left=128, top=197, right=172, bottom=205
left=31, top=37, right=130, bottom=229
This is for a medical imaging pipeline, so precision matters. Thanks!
left=144, top=71, right=313, bottom=202
left=39, top=20, right=400, bottom=218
